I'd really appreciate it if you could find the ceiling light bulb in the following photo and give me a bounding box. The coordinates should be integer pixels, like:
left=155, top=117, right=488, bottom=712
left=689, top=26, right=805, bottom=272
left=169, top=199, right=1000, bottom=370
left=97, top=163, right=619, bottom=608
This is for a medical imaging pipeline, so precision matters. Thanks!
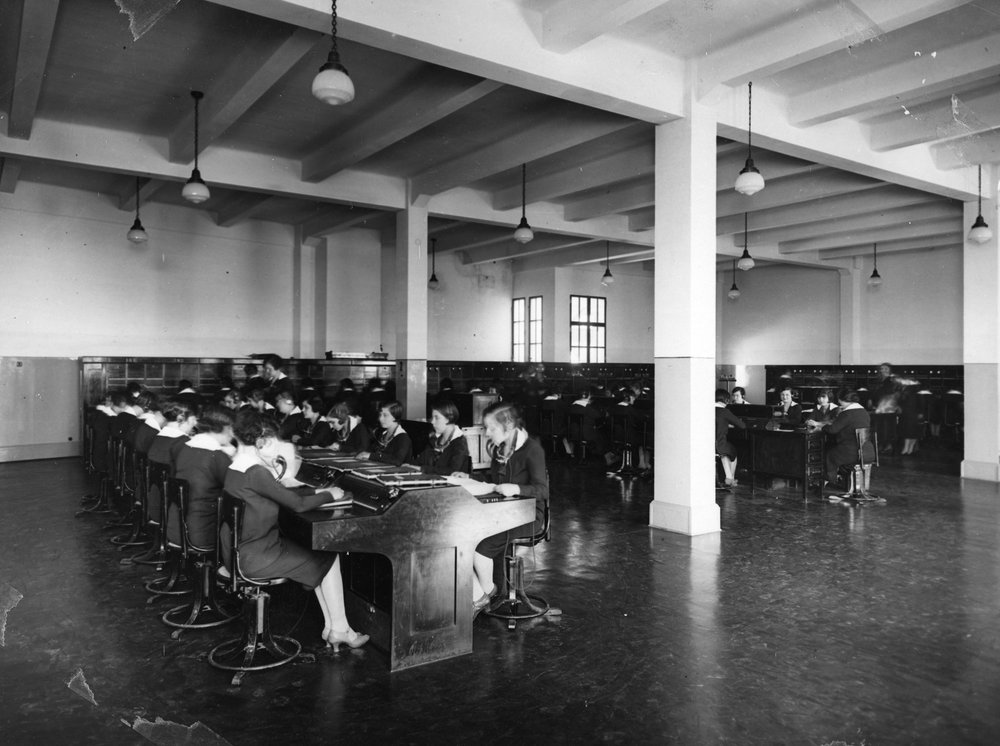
left=182, top=169, right=210, bottom=204
left=737, top=248, right=755, bottom=271
left=513, top=216, right=534, bottom=244
left=728, top=284, right=741, bottom=300
left=969, top=215, right=992, bottom=244
left=127, top=217, right=148, bottom=244
left=312, top=63, right=355, bottom=105
left=735, top=159, right=765, bottom=196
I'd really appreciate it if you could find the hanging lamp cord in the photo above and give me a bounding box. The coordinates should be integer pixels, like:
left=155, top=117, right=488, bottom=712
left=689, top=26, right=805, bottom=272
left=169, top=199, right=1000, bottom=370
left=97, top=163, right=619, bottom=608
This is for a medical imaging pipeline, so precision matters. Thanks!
left=330, top=0, right=341, bottom=62
left=192, top=92, right=201, bottom=171
left=521, top=164, right=527, bottom=219
left=744, top=212, right=748, bottom=250
left=135, top=176, right=141, bottom=219
left=746, top=82, right=753, bottom=158
left=978, top=165, right=983, bottom=214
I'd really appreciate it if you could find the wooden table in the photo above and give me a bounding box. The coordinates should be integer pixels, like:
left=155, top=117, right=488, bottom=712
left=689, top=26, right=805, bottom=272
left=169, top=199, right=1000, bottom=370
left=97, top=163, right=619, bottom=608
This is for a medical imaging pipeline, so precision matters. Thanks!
left=281, top=464, right=534, bottom=671
left=731, top=427, right=825, bottom=498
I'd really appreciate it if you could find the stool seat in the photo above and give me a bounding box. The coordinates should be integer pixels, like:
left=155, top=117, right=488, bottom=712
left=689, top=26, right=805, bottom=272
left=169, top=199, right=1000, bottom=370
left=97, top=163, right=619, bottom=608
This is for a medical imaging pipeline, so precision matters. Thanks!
left=485, top=501, right=553, bottom=630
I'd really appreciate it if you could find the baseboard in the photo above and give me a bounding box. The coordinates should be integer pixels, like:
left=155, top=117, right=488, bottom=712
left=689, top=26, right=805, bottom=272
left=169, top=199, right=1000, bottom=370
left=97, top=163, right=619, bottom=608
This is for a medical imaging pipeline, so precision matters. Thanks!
left=0, top=442, right=81, bottom=463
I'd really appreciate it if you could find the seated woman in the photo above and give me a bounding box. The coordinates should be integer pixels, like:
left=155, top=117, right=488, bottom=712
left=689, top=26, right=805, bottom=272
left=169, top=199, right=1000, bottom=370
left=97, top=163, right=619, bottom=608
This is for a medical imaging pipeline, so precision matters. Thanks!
left=415, top=399, right=469, bottom=475
left=169, top=404, right=236, bottom=548
left=729, top=386, right=749, bottom=406
left=223, top=410, right=368, bottom=650
left=773, top=386, right=803, bottom=426
left=465, top=401, right=548, bottom=615
left=715, top=389, right=746, bottom=489
left=357, top=400, right=412, bottom=465
left=292, top=395, right=335, bottom=448
left=327, top=401, right=370, bottom=454
left=806, top=388, right=872, bottom=488
left=811, top=389, right=839, bottom=424
left=147, top=400, right=198, bottom=519
left=274, top=391, right=304, bottom=442
left=131, top=391, right=165, bottom=456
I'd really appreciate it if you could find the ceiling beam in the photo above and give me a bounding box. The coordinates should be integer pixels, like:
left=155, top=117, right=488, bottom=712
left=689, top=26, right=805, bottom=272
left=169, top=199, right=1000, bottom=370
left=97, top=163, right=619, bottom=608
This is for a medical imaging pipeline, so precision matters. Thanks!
left=743, top=202, right=961, bottom=246
left=716, top=151, right=820, bottom=191
left=301, top=207, right=386, bottom=238
left=0, top=157, right=23, bottom=193
left=932, top=129, right=1000, bottom=170
left=628, top=209, right=654, bottom=232
left=460, top=237, right=597, bottom=265
left=564, top=180, right=653, bottom=221
left=492, top=143, right=653, bottom=211
left=5, top=0, right=59, bottom=139
left=116, top=178, right=166, bottom=212
left=715, top=186, right=939, bottom=234
left=411, top=110, right=634, bottom=196
left=779, top=219, right=961, bottom=253
left=789, top=29, right=1000, bottom=127
left=539, top=0, right=669, bottom=53
left=697, top=0, right=974, bottom=96
left=717, top=169, right=882, bottom=218
left=215, top=193, right=279, bottom=227
left=868, top=88, right=1000, bottom=152
left=169, top=26, right=322, bottom=163
left=302, top=75, right=502, bottom=182
left=513, top=242, right=648, bottom=272
left=819, top=237, right=962, bottom=259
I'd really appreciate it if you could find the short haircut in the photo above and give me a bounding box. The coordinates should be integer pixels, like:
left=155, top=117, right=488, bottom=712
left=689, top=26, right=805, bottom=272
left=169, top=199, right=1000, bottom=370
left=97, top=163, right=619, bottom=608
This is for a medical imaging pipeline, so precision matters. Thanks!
left=233, top=409, right=278, bottom=445
left=715, top=389, right=730, bottom=403
left=483, top=400, right=523, bottom=430
left=303, top=395, right=326, bottom=415
left=109, top=389, right=131, bottom=408
left=134, top=391, right=160, bottom=412
left=328, top=400, right=356, bottom=423
left=263, top=354, right=285, bottom=371
left=177, top=379, right=193, bottom=391
left=198, top=404, right=235, bottom=434
left=835, top=387, right=861, bottom=404
left=275, top=390, right=295, bottom=404
left=161, top=399, right=196, bottom=423
left=732, top=386, right=746, bottom=396
left=440, top=377, right=454, bottom=390
left=430, top=398, right=459, bottom=424
left=244, top=364, right=258, bottom=375
left=380, top=400, right=404, bottom=422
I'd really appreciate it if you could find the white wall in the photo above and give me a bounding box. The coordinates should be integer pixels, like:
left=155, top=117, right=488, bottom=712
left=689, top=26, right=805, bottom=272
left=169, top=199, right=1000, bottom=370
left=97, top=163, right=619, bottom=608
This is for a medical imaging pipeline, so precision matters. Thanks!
left=0, top=182, right=297, bottom=358
left=325, top=229, right=383, bottom=354
left=427, top=252, right=513, bottom=360
left=717, top=264, right=842, bottom=365
left=858, top=247, right=962, bottom=363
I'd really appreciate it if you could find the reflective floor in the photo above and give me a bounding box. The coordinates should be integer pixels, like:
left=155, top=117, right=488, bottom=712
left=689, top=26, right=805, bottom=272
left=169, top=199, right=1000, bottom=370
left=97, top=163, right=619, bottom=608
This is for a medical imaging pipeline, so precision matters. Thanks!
left=2, top=447, right=999, bottom=745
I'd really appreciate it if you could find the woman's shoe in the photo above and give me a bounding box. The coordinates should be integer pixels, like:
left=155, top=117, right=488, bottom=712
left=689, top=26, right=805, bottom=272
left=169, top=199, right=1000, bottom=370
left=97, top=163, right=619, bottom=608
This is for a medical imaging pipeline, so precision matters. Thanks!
left=325, top=628, right=369, bottom=651
left=473, top=585, right=498, bottom=618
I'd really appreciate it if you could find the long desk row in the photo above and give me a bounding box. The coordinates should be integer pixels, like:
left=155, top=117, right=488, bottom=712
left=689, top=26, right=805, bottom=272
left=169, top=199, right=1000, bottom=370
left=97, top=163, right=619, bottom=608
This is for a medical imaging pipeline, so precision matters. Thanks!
left=280, top=452, right=535, bottom=671
left=729, top=427, right=826, bottom=498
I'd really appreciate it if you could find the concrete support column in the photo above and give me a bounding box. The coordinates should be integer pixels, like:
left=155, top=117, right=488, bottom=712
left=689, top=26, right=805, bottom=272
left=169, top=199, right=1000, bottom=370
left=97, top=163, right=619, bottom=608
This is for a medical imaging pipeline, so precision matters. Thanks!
left=648, top=102, right=720, bottom=536
left=838, top=260, right=862, bottom=365
left=395, top=196, right=430, bottom=419
left=291, top=230, right=327, bottom=359
left=962, top=174, right=1000, bottom=482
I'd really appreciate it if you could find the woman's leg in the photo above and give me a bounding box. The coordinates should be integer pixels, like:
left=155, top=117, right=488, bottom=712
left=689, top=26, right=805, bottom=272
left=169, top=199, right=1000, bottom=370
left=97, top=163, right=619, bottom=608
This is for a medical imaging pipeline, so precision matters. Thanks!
left=473, top=551, right=495, bottom=598
left=315, top=556, right=368, bottom=648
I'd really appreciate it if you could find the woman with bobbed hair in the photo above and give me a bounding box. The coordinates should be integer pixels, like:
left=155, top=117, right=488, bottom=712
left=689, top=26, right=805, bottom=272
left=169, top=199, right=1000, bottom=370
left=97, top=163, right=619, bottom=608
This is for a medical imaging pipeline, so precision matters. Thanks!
left=327, top=400, right=370, bottom=454
left=466, top=400, right=548, bottom=614
left=292, top=395, right=334, bottom=448
left=415, top=398, right=469, bottom=475
left=358, top=400, right=412, bottom=465
left=222, top=410, right=368, bottom=650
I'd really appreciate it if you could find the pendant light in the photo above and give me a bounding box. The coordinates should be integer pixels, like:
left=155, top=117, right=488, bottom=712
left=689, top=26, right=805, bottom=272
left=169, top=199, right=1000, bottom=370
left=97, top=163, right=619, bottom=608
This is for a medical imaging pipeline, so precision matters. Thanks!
left=126, top=176, right=148, bottom=244
left=181, top=91, right=210, bottom=204
left=513, top=163, right=534, bottom=244
left=601, top=241, right=614, bottom=286
left=737, top=212, right=755, bottom=270
left=968, top=164, right=992, bottom=244
left=727, top=258, right=741, bottom=300
left=868, top=242, right=882, bottom=287
left=312, top=0, right=354, bottom=105
left=428, top=238, right=440, bottom=290
left=734, top=81, right=765, bottom=196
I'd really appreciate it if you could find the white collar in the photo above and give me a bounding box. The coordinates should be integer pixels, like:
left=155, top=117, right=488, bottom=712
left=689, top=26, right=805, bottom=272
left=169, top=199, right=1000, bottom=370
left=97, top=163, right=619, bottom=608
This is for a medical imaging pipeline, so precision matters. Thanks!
left=715, top=402, right=727, bottom=408
left=138, top=413, right=162, bottom=430
left=187, top=433, right=224, bottom=451
left=96, top=405, right=115, bottom=416
left=288, top=406, right=302, bottom=415
left=841, top=402, right=863, bottom=411
left=229, top=451, right=263, bottom=473
left=179, top=387, right=196, bottom=394
left=159, top=423, right=187, bottom=438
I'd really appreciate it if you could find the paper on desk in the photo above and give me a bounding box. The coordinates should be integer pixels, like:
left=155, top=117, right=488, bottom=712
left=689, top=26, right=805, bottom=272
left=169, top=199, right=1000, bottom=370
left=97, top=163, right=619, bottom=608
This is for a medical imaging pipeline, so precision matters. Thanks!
left=445, top=476, right=497, bottom=496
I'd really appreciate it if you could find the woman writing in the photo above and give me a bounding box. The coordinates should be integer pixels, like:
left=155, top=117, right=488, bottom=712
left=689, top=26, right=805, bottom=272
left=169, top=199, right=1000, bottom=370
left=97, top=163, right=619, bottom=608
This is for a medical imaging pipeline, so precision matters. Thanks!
left=357, top=400, right=412, bottom=465
left=223, top=411, right=368, bottom=650
left=292, top=396, right=335, bottom=448
left=415, top=399, right=469, bottom=475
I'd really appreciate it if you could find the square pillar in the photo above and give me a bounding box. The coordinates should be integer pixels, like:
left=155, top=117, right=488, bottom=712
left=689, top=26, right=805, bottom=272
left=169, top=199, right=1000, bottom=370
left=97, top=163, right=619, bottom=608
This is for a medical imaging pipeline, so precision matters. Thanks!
left=838, top=262, right=862, bottom=365
left=395, top=199, right=430, bottom=419
left=962, top=178, right=1000, bottom=481
left=649, top=102, right=720, bottom=536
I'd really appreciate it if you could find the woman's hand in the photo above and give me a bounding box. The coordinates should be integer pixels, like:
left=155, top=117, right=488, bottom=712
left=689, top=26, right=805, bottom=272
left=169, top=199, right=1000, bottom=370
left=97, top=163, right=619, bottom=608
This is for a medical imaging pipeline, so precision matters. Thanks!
left=356, top=451, right=371, bottom=460
left=495, top=483, right=521, bottom=498
left=450, top=471, right=469, bottom=479
left=291, top=435, right=301, bottom=444
left=329, top=442, right=341, bottom=452
left=320, top=486, right=345, bottom=500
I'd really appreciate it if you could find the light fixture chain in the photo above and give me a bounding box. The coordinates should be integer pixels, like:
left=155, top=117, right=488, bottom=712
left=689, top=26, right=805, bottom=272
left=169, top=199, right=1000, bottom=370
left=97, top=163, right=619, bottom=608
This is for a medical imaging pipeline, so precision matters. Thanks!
left=979, top=164, right=983, bottom=214
left=135, top=176, right=141, bottom=219
left=521, top=163, right=527, bottom=219
left=747, top=81, right=753, bottom=155
left=193, top=92, right=200, bottom=170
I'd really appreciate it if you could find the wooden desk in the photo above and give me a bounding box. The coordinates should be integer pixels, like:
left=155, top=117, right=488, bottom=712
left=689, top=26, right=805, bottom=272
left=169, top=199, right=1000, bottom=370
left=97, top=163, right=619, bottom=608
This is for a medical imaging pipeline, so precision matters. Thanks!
left=741, top=428, right=825, bottom=499
left=281, top=465, right=534, bottom=671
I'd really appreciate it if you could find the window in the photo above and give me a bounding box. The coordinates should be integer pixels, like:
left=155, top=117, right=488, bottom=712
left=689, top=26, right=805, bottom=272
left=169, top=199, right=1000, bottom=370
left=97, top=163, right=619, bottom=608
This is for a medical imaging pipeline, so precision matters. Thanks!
left=512, top=298, right=526, bottom=362
left=570, top=295, right=606, bottom=363
left=512, top=296, right=543, bottom=362
left=528, top=296, right=542, bottom=363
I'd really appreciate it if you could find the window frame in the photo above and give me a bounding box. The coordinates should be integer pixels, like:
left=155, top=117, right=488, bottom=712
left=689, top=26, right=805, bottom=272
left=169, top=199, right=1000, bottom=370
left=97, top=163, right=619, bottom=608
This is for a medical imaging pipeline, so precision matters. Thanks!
left=569, top=295, right=607, bottom=364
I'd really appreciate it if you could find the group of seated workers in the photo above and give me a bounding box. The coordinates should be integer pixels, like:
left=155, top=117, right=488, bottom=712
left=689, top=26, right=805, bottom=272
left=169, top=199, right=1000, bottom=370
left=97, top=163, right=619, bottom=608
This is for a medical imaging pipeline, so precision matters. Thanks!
left=715, top=385, right=873, bottom=492
left=88, top=371, right=550, bottom=631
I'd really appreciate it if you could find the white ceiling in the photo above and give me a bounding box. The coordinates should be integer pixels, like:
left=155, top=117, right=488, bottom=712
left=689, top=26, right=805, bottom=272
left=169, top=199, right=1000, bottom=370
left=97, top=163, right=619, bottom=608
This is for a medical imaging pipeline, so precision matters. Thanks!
left=1, top=0, right=997, bottom=277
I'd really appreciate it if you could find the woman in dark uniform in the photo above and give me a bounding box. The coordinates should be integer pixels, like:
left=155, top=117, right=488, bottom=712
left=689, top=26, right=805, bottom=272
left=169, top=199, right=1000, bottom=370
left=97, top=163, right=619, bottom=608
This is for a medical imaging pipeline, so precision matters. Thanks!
left=327, top=400, right=370, bottom=455
left=358, top=400, right=413, bottom=465
left=715, top=389, right=745, bottom=489
left=223, top=410, right=367, bottom=651
left=415, top=398, right=469, bottom=475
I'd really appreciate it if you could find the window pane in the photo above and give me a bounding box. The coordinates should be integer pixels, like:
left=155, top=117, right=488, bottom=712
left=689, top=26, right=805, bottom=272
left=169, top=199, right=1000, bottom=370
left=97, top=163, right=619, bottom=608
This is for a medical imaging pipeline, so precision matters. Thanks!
left=596, top=298, right=605, bottom=323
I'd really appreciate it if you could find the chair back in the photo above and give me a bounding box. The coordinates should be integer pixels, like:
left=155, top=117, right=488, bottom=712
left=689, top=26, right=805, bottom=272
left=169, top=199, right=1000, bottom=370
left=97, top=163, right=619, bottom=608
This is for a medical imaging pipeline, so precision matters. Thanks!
left=165, top=477, right=193, bottom=555
left=220, top=491, right=280, bottom=591
left=147, top=462, right=170, bottom=523
left=856, top=427, right=878, bottom=467
left=512, top=495, right=551, bottom=548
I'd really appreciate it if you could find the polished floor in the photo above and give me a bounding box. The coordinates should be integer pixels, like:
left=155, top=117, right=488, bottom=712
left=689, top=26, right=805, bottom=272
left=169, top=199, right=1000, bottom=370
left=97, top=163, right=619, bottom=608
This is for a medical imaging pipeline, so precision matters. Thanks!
left=1, top=444, right=999, bottom=745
